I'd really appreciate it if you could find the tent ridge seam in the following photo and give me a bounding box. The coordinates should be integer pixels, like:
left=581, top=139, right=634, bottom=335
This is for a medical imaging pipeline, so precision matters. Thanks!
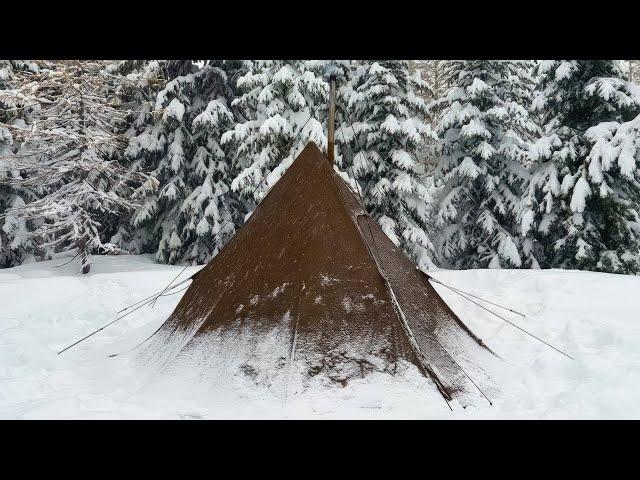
left=321, top=158, right=454, bottom=404
left=355, top=215, right=454, bottom=404
left=383, top=276, right=454, bottom=403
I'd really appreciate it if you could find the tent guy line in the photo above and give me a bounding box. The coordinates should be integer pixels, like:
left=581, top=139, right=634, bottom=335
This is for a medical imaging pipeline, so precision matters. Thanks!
left=57, top=276, right=193, bottom=355
left=117, top=276, right=193, bottom=315
left=428, top=275, right=526, bottom=317
left=438, top=342, right=493, bottom=406
left=435, top=281, right=574, bottom=360
left=149, top=265, right=189, bottom=308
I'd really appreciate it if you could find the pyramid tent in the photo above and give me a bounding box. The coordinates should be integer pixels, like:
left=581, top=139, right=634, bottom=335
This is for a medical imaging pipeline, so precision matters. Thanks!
left=142, top=142, right=495, bottom=406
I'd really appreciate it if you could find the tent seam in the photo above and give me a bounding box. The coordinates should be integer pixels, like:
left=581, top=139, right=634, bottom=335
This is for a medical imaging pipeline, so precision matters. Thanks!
left=320, top=159, right=454, bottom=404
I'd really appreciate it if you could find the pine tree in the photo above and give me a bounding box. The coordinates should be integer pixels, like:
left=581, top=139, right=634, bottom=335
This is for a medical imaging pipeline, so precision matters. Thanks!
left=630, top=60, right=640, bottom=85
left=522, top=60, right=640, bottom=273
left=118, top=60, right=243, bottom=264
left=433, top=60, right=537, bottom=269
left=1, top=60, right=139, bottom=273
left=222, top=60, right=329, bottom=207
left=408, top=61, right=446, bottom=171
left=411, top=60, right=449, bottom=101
left=1, top=61, right=44, bottom=267
left=336, top=60, right=438, bottom=270
left=182, top=62, right=244, bottom=262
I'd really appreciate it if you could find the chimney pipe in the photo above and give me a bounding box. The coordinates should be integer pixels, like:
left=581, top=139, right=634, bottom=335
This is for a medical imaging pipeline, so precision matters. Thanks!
left=327, top=75, right=336, bottom=163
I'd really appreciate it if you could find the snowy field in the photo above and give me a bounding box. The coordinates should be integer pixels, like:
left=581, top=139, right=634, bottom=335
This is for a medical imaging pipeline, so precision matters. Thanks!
left=1, top=254, right=639, bottom=419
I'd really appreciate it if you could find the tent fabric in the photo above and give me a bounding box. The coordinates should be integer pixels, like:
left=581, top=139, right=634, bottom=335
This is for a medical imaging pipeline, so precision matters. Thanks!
left=142, top=142, right=495, bottom=405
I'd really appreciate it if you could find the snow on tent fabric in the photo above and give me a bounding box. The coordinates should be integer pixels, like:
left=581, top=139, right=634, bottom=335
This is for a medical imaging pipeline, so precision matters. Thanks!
left=139, top=143, right=496, bottom=406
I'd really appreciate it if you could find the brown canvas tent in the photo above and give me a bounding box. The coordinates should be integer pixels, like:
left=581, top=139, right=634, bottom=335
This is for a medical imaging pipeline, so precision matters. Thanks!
left=141, top=142, right=496, bottom=407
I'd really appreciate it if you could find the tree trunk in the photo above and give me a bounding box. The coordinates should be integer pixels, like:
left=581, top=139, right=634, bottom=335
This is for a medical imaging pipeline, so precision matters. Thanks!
left=78, top=237, right=90, bottom=274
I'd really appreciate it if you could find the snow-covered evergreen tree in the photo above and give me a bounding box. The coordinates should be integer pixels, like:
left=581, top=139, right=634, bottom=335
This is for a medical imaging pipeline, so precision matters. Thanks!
left=522, top=61, right=640, bottom=273
left=222, top=61, right=329, bottom=206
left=408, top=61, right=445, bottom=171
left=180, top=63, right=244, bottom=263
left=433, top=60, right=537, bottom=269
left=336, top=61, right=438, bottom=270
left=630, top=60, right=640, bottom=85
left=118, top=60, right=243, bottom=264
left=0, top=60, right=41, bottom=267
left=411, top=60, right=449, bottom=102
left=1, top=60, right=139, bottom=273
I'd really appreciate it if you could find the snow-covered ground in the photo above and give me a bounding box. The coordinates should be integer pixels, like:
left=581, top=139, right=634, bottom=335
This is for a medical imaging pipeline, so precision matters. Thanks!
left=1, top=254, right=639, bottom=419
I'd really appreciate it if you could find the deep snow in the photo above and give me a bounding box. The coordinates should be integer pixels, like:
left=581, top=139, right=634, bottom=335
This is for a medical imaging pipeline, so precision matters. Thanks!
left=1, top=254, right=639, bottom=419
